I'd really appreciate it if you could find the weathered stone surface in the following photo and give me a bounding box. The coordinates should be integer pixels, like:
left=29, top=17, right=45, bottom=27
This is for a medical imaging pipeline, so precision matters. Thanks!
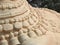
left=0, top=0, right=60, bottom=45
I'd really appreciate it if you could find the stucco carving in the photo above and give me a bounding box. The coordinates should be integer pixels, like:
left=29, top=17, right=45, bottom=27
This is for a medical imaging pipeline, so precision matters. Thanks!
left=0, top=0, right=60, bottom=45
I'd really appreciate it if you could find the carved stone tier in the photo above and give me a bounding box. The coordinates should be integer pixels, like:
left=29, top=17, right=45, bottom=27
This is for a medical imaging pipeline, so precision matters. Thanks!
left=0, top=0, right=44, bottom=45
left=0, top=0, right=60, bottom=45
left=0, top=0, right=30, bottom=18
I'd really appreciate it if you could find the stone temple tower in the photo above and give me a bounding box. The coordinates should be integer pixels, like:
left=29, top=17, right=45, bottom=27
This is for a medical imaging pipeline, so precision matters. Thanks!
left=0, top=0, right=60, bottom=45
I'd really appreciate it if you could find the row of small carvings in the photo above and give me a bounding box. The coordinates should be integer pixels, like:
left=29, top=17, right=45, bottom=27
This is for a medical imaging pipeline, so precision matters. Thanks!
left=0, top=0, right=24, bottom=9
left=0, top=20, right=41, bottom=39
left=0, top=14, right=38, bottom=32
left=0, top=28, right=43, bottom=45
